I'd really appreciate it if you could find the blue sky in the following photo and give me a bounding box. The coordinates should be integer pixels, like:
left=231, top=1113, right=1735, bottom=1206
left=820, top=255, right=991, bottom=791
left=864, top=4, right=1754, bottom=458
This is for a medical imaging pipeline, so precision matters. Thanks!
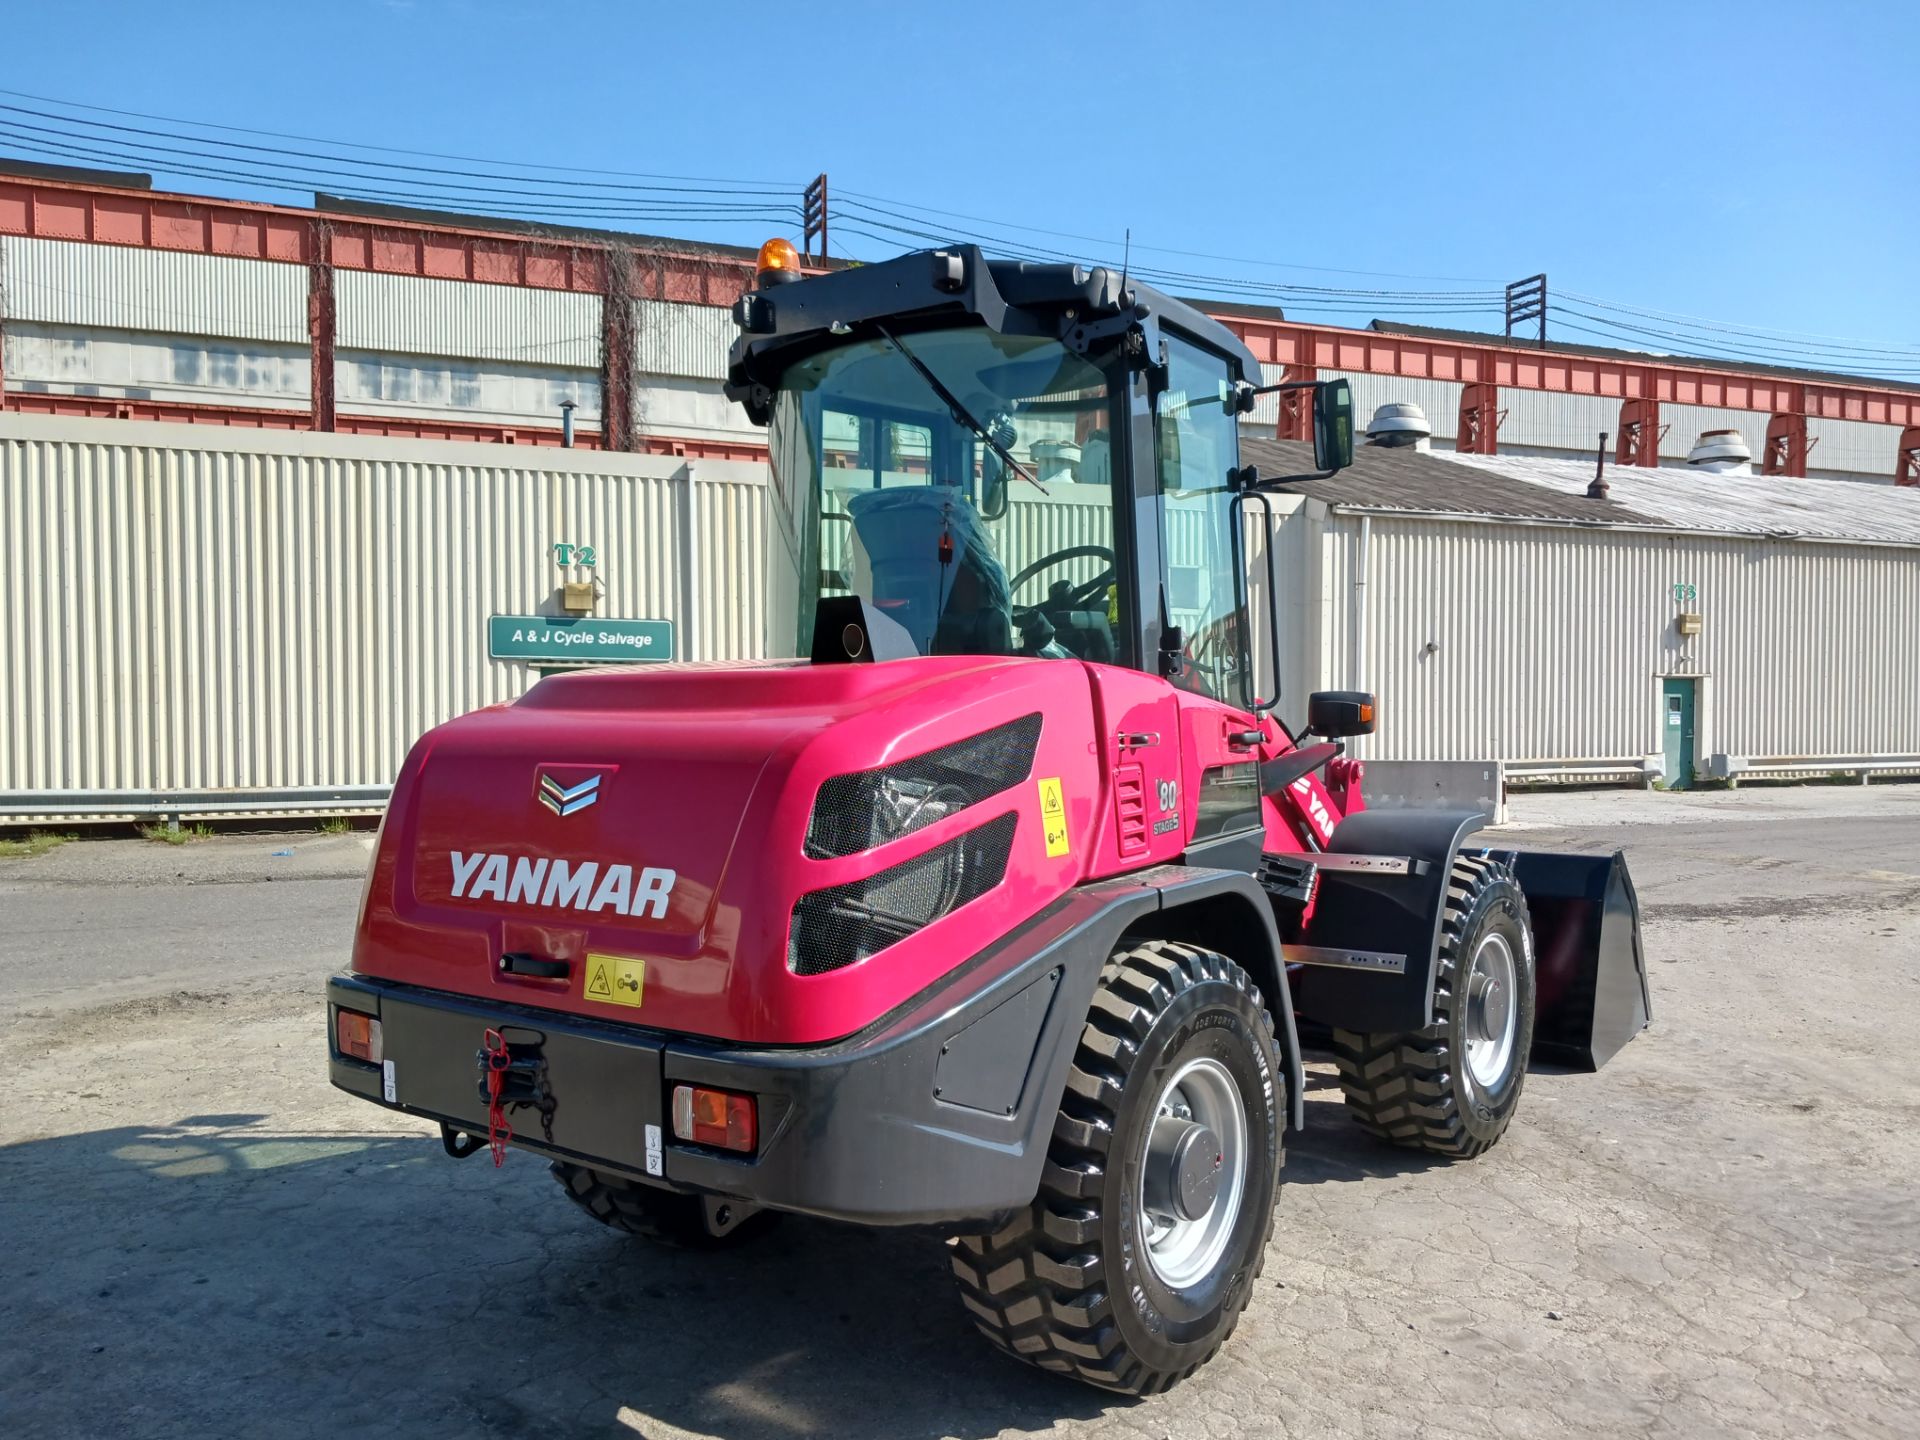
left=7, top=0, right=1917, bottom=376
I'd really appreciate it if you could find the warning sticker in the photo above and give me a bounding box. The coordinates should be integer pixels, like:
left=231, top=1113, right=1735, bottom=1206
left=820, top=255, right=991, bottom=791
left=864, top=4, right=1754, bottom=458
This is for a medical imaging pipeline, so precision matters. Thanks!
left=1037, top=776, right=1070, bottom=858
left=584, top=953, right=646, bottom=1008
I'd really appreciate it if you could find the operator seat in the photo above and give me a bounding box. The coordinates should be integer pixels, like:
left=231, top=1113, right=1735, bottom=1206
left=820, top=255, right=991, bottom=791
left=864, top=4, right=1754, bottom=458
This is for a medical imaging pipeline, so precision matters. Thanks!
left=844, top=487, right=1013, bottom=656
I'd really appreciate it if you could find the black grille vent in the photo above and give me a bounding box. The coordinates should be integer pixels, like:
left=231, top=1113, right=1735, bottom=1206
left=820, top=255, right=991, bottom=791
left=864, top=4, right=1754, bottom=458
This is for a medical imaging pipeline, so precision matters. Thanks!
left=789, top=812, right=1018, bottom=976
left=805, top=713, right=1041, bottom=860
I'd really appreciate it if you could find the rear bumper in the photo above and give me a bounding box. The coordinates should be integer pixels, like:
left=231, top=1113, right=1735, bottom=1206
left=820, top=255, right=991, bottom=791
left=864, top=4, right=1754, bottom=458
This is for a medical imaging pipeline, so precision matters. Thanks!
left=329, top=881, right=1168, bottom=1226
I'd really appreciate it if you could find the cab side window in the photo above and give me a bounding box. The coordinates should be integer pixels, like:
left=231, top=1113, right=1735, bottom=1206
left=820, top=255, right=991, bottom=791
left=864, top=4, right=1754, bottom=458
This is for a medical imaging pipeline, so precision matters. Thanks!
left=1155, top=335, right=1250, bottom=708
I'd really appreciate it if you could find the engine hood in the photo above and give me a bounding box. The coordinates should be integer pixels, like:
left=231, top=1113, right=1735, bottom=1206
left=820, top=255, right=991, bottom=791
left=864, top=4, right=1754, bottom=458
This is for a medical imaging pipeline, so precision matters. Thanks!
left=351, top=655, right=1098, bottom=1044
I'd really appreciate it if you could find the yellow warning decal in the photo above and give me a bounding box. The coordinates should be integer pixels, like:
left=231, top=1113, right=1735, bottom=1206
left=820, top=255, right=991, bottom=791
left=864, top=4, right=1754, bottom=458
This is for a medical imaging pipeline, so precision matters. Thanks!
left=1037, top=776, right=1071, bottom=858
left=584, top=953, right=646, bottom=1008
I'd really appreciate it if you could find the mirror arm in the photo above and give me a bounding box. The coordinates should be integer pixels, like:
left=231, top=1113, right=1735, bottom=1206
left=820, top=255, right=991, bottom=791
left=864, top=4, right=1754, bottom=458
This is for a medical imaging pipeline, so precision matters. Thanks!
left=1252, top=469, right=1337, bottom=487
left=1231, top=377, right=1319, bottom=414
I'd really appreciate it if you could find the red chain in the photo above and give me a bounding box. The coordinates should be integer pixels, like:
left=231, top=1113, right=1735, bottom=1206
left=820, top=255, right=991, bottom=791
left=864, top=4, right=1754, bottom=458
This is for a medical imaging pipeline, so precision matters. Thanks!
left=483, top=1028, right=513, bottom=1167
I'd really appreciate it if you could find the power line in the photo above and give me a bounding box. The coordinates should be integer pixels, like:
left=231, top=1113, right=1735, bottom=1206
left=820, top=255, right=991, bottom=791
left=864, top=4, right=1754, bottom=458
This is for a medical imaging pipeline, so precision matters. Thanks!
left=0, top=86, right=803, bottom=188
left=832, top=202, right=1503, bottom=308
left=1562, top=287, right=1920, bottom=354
left=832, top=185, right=1501, bottom=285
left=1559, top=289, right=1920, bottom=363
left=0, top=102, right=796, bottom=199
left=8, top=88, right=1912, bottom=379
left=1546, top=308, right=1920, bottom=379
left=0, top=127, right=804, bottom=227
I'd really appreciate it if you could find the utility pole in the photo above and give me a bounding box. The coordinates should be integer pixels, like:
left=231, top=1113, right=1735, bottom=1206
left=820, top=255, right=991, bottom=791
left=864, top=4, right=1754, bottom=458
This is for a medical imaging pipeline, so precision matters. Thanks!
left=1505, top=273, right=1546, bottom=347
left=803, top=173, right=829, bottom=262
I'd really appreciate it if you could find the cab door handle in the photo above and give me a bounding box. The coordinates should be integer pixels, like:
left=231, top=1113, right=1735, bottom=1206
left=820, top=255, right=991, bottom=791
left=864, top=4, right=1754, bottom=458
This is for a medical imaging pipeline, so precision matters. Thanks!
left=1227, top=730, right=1264, bottom=750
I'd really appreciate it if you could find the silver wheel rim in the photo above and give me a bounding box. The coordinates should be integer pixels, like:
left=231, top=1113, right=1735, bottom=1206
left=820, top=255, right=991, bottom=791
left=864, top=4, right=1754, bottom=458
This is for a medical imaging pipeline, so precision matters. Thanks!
left=1463, top=931, right=1518, bottom=1092
left=1138, top=1056, right=1247, bottom=1290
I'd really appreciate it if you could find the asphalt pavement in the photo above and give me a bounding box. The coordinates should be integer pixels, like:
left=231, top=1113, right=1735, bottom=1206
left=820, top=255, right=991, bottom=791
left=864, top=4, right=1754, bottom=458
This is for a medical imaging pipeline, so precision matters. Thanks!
left=2, top=787, right=1917, bottom=1439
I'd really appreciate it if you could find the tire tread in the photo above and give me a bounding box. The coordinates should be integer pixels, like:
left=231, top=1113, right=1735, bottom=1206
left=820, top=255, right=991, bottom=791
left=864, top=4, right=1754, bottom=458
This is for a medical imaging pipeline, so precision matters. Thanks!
left=950, top=940, right=1281, bottom=1395
left=1330, top=855, right=1529, bottom=1159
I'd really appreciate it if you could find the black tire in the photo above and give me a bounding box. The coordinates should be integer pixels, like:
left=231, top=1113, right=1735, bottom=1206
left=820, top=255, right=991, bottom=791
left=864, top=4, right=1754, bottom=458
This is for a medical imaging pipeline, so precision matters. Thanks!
left=550, top=1162, right=777, bottom=1249
left=950, top=941, right=1284, bottom=1395
left=1331, top=855, right=1535, bottom=1159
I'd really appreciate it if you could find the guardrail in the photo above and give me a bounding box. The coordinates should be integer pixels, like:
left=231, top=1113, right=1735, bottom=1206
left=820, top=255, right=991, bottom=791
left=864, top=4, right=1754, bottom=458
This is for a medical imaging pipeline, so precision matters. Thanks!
left=1501, top=757, right=1666, bottom=789
left=0, top=786, right=390, bottom=827
left=1708, top=755, right=1920, bottom=786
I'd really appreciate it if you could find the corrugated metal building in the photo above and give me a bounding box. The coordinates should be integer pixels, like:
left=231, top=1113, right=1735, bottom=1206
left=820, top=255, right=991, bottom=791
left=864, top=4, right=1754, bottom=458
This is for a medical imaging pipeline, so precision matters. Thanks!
left=5, top=409, right=1915, bottom=823
left=5, top=161, right=1920, bottom=818
left=1243, top=437, right=1920, bottom=784
left=0, top=413, right=765, bottom=818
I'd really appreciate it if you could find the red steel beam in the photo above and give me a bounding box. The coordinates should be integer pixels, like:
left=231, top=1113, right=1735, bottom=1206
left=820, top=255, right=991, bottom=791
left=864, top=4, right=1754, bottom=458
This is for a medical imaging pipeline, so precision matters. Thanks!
left=1210, top=312, right=1920, bottom=431
left=0, top=174, right=756, bottom=303
left=1457, top=382, right=1501, bottom=454
left=1762, top=386, right=1811, bottom=477
left=0, top=390, right=771, bottom=460
left=601, top=247, right=637, bottom=452
left=308, top=221, right=336, bottom=433
left=4, top=393, right=312, bottom=428
left=1273, top=363, right=1315, bottom=441
left=1615, top=396, right=1661, bottom=467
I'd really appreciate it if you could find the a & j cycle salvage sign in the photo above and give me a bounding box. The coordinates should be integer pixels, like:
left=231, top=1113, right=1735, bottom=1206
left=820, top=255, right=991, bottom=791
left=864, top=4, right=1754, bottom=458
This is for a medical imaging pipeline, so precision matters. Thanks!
left=488, top=616, right=675, bottom=663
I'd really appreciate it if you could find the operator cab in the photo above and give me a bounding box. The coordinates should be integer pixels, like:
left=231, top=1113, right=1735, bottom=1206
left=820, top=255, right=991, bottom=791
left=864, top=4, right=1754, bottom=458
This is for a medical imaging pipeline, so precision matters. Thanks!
left=731, top=239, right=1353, bottom=711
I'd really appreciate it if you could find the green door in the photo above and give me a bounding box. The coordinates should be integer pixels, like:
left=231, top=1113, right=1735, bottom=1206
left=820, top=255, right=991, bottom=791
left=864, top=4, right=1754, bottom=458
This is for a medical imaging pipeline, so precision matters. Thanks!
left=1661, top=678, right=1697, bottom=790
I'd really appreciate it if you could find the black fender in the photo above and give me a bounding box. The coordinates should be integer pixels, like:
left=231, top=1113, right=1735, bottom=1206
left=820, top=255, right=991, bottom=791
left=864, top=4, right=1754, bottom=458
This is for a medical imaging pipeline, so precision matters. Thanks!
left=1118, top=866, right=1307, bottom=1133
left=663, top=865, right=1304, bottom=1225
left=1288, top=808, right=1485, bottom=1035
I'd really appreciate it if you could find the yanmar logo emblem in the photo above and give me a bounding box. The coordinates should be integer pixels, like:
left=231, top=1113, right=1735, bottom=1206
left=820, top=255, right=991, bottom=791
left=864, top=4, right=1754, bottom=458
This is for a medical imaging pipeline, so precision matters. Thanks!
left=538, top=770, right=602, bottom=817
left=449, top=851, right=677, bottom=919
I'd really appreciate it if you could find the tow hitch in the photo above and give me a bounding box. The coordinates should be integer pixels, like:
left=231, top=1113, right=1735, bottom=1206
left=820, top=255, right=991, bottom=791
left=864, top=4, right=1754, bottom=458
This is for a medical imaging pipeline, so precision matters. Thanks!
left=468, top=1027, right=555, bottom=1165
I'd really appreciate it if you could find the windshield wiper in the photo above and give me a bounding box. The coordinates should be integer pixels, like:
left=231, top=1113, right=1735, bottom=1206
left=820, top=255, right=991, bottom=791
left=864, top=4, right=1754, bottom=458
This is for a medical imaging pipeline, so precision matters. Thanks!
left=874, top=324, right=1048, bottom=495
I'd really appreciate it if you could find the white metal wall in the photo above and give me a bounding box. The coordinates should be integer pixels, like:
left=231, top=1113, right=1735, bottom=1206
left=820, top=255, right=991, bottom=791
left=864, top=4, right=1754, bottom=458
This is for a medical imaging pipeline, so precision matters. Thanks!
left=1313, top=512, right=1920, bottom=765
left=634, top=299, right=732, bottom=382
left=1, top=235, right=305, bottom=343
left=2, top=321, right=312, bottom=408
left=336, top=271, right=601, bottom=368
left=6, top=411, right=1914, bottom=806
left=0, top=413, right=763, bottom=796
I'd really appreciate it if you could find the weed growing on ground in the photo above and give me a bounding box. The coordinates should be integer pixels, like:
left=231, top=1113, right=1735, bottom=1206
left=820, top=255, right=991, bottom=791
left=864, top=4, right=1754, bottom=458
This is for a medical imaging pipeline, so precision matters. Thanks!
left=138, top=822, right=215, bottom=845
left=0, top=832, right=77, bottom=859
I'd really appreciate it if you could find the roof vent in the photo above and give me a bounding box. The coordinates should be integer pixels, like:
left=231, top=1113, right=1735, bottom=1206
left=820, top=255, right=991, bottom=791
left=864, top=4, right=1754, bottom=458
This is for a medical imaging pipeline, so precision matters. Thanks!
left=1687, top=428, right=1753, bottom=474
left=1366, top=402, right=1431, bottom=452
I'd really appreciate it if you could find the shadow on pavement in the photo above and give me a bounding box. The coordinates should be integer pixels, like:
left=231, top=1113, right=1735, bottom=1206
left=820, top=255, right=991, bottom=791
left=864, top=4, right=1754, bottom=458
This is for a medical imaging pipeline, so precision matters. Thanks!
left=0, top=1115, right=1116, bottom=1439
left=2, top=1092, right=1480, bottom=1435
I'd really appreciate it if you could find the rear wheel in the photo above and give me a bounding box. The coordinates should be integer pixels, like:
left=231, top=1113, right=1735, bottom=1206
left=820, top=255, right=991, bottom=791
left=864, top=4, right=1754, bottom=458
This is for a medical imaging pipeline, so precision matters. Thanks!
left=551, top=1163, right=776, bottom=1249
left=950, top=941, right=1284, bottom=1395
left=1331, top=855, right=1534, bottom=1158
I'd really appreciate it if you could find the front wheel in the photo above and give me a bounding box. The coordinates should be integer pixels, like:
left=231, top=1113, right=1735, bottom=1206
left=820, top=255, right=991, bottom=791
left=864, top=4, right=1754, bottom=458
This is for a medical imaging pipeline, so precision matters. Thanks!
left=1331, top=855, right=1535, bottom=1159
left=950, top=941, right=1284, bottom=1395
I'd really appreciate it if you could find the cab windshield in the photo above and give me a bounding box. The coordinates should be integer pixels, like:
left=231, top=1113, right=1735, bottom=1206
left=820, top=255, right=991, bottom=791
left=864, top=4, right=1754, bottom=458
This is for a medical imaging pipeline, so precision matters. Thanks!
left=764, top=328, right=1126, bottom=663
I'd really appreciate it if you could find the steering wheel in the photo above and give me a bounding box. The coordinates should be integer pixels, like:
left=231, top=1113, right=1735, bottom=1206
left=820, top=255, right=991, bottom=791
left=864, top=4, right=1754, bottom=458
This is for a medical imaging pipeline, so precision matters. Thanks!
left=1009, top=545, right=1117, bottom=618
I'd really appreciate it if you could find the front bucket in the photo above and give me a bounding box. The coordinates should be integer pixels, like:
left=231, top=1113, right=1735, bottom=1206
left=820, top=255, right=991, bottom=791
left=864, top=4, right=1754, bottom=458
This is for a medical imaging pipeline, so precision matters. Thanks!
left=1509, top=849, right=1651, bottom=1070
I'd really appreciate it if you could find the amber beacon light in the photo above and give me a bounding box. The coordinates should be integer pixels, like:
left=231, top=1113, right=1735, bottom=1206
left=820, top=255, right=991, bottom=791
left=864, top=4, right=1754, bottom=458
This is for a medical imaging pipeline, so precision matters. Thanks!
left=756, top=236, right=803, bottom=287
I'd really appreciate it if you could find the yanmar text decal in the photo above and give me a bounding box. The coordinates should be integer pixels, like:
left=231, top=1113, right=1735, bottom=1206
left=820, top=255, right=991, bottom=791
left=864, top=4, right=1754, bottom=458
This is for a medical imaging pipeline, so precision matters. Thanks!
left=448, top=851, right=677, bottom=919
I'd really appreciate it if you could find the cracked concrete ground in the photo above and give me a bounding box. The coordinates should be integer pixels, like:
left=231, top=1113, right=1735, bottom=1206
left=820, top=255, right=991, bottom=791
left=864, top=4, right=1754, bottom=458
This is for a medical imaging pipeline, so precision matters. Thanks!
left=2, top=787, right=1917, bottom=1439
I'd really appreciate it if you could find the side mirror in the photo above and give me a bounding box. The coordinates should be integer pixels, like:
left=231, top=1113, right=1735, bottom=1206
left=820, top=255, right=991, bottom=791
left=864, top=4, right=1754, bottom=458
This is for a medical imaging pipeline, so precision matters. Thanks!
left=1312, top=378, right=1354, bottom=474
left=1307, top=689, right=1375, bottom=738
